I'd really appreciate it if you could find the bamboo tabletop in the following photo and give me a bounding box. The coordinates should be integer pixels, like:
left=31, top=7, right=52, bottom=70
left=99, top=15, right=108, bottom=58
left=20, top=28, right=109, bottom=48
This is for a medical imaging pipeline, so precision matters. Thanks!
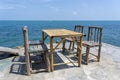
left=42, top=29, right=82, bottom=37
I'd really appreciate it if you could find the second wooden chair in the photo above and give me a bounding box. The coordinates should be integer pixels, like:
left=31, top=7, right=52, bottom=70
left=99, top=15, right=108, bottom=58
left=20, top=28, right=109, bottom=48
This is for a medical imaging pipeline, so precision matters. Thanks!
left=65, top=25, right=84, bottom=51
left=82, top=26, right=103, bottom=65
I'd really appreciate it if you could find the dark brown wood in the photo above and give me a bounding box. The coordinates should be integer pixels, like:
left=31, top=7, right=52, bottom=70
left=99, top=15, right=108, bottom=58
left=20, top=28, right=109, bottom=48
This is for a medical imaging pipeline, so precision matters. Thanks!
left=42, top=31, right=44, bottom=44
left=82, top=26, right=103, bottom=64
left=62, top=37, right=66, bottom=52
left=74, top=25, right=84, bottom=33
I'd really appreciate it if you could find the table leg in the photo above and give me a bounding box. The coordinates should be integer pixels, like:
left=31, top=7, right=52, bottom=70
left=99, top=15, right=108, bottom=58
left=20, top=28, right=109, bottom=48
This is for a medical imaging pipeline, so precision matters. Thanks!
left=78, top=36, right=82, bottom=67
left=42, top=31, right=44, bottom=44
left=62, top=38, right=65, bottom=52
left=50, top=37, right=54, bottom=71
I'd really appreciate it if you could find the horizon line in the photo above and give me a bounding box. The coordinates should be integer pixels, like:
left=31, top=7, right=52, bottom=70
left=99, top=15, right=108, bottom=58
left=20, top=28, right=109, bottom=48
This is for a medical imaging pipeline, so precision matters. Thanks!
left=0, top=20, right=120, bottom=21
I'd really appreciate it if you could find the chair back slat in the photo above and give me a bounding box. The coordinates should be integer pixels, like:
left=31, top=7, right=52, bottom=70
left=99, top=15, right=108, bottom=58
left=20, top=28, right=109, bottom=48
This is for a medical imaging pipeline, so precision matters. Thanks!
left=87, top=26, right=103, bottom=44
left=94, top=28, right=99, bottom=42
left=97, top=29, right=100, bottom=42
left=94, top=28, right=96, bottom=42
left=74, top=25, right=84, bottom=33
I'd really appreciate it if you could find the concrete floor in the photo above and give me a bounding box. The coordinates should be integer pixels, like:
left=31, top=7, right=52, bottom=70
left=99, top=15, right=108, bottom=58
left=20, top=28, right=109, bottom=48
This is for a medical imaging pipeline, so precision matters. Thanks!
left=0, top=43, right=120, bottom=80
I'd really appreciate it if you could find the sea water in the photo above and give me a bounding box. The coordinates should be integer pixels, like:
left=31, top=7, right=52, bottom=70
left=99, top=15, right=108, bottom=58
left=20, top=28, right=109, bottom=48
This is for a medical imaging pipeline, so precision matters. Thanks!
left=0, top=20, right=120, bottom=48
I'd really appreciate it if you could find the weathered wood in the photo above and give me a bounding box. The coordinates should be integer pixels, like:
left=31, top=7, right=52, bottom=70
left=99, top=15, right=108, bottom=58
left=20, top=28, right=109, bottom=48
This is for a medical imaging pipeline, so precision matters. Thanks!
left=86, top=47, right=90, bottom=65
left=53, top=38, right=65, bottom=51
left=42, top=29, right=83, bottom=72
left=0, top=47, right=20, bottom=55
left=23, top=26, right=31, bottom=76
left=78, top=35, right=83, bottom=67
left=65, top=25, right=84, bottom=51
left=41, top=53, right=50, bottom=72
left=45, top=53, right=50, bottom=72
left=42, top=29, right=82, bottom=37
left=42, top=31, right=48, bottom=44
left=74, top=25, right=84, bottom=33
left=42, top=30, right=51, bottom=72
left=82, top=26, right=103, bottom=64
left=28, top=44, right=48, bottom=53
left=23, top=27, right=50, bottom=75
left=98, top=28, right=102, bottom=62
left=50, top=37, right=54, bottom=72
left=80, top=36, right=83, bottom=66
left=29, top=40, right=41, bottom=45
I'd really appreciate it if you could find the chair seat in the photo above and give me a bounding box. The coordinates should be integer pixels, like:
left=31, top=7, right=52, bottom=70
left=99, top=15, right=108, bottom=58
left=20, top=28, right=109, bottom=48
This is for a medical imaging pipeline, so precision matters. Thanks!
left=29, top=40, right=42, bottom=45
left=65, top=37, right=75, bottom=42
left=29, top=44, right=48, bottom=53
left=82, top=41, right=100, bottom=47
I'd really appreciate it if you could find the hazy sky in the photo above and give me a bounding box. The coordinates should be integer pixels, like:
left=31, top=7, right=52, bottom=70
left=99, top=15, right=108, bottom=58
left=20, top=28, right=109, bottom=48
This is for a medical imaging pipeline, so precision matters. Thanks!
left=0, top=0, right=120, bottom=20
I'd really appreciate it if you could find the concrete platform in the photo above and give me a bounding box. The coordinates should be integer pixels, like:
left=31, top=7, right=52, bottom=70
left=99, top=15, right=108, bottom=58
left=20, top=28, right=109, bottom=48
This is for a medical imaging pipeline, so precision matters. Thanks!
left=0, top=43, right=120, bottom=80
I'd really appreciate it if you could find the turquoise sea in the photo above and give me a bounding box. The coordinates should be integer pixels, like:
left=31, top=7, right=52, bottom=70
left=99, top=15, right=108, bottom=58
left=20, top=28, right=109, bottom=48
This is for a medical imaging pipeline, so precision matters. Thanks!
left=0, top=20, right=120, bottom=48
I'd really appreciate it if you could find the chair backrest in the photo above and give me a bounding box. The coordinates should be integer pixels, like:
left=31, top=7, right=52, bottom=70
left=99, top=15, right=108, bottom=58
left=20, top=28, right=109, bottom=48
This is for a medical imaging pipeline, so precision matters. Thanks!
left=87, top=26, right=103, bottom=44
left=74, top=25, right=84, bottom=41
left=74, top=25, right=84, bottom=33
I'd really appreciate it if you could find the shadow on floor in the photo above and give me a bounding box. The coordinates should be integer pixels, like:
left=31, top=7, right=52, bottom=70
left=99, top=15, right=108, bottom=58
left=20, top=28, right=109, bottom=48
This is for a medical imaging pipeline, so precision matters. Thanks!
left=10, top=55, right=48, bottom=75
left=9, top=50, right=97, bottom=75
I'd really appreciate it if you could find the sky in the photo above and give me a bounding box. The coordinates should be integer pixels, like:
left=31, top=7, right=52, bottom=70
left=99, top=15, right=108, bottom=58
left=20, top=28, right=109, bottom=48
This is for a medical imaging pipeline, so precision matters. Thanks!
left=0, top=0, right=120, bottom=20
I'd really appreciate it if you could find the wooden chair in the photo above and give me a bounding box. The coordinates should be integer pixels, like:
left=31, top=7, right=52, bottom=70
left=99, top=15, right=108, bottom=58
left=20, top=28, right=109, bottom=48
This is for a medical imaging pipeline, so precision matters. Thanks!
left=82, top=26, right=103, bottom=65
left=65, top=25, right=84, bottom=51
left=23, top=26, right=50, bottom=76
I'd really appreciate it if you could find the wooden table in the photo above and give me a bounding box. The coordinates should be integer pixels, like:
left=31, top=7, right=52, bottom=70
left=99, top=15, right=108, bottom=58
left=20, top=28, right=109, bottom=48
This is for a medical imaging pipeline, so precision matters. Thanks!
left=42, top=29, right=83, bottom=72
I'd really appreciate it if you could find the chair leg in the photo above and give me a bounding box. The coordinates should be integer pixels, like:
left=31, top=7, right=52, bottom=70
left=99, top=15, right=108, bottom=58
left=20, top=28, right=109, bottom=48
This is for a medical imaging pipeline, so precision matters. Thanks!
left=29, top=53, right=32, bottom=71
left=46, top=53, right=50, bottom=72
left=62, top=39, right=66, bottom=52
left=97, top=45, right=101, bottom=62
left=72, top=42, right=75, bottom=51
left=68, top=42, right=72, bottom=50
left=41, top=54, right=44, bottom=61
left=86, top=46, right=90, bottom=65
left=68, top=42, right=74, bottom=55
left=43, top=52, right=50, bottom=72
